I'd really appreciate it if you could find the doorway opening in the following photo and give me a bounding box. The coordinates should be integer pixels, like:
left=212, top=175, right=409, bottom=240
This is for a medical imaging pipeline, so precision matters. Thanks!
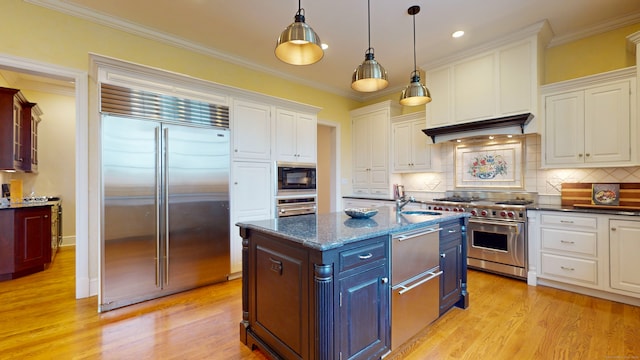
left=317, top=121, right=340, bottom=213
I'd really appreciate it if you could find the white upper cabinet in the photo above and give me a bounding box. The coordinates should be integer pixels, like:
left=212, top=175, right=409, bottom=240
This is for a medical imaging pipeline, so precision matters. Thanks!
left=425, top=22, right=551, bottom=130
left=232, top=99, right=272, bottom=161
left=351, top=101, right=401, bottom=197
left=542, top=69, right=636, bottom=168
left=392, top=112, right=440, bottom=173
left=275, top=108, right=317, bottom=163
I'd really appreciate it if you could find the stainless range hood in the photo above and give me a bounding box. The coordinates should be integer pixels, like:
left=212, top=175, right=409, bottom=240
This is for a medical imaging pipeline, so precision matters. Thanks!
left=422, top=113, right=534, bottom=143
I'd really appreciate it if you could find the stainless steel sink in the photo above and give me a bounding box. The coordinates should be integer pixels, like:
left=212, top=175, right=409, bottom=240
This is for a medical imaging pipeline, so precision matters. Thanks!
left=396, top=210, right=442, bottom=224
left=400, top=210, right=442, bottom=216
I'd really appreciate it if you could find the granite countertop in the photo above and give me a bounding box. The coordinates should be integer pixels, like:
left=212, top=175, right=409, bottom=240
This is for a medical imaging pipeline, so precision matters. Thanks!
left=237, top=205, right=469, bottom=251
left=0, top=200, right=59, bottom=210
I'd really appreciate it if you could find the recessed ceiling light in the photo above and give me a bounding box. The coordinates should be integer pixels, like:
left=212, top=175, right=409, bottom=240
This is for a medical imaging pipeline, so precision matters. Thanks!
left=452, top=30, right=465, bottom=38
left=321, top=43, right=329, bottom=50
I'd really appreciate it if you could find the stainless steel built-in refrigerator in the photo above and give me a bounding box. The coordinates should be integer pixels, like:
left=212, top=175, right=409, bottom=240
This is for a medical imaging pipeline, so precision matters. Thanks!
left=99, top=113, right=230, bottom=312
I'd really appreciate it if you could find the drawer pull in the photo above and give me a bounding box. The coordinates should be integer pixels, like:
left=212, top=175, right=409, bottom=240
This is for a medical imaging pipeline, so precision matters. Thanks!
left=447, top=229, right=457, bottom=233
left=560, top=240, right=575, bottom=244
left=358, top=253, right=373, bottom=260
left=269, top=257, right=283, bottom=275
left=560, top=220, right=574, bottom=224
left=440, top=253, right=446, bottom=258
left=381, top=277, right=388, bottom=284
left=560, top=266, right=575, bottom=271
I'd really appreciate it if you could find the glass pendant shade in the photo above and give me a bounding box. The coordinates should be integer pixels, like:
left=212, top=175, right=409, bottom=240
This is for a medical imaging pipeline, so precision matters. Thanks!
left=275, top=8, right=324, bottom=65
left=351, top=49, right=388, bottom=92
left=400, top=71, right=431, bottom=106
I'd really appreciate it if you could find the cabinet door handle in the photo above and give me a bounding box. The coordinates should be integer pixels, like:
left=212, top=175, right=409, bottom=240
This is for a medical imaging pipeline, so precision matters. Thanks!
left=381, top=277, right=389, bottom=284
left=560, top=220, right=574, bottom=224
left=447, top=229, right=457, bottom=233
left=440, top=253, right=446, bottom=258
left=358, top=253, right=373, bottom=260
left=560, top=266, right=575, bottom=271
left=269, top=257, right=283, bottom=275
left=560, top=240, right=575, bottom=244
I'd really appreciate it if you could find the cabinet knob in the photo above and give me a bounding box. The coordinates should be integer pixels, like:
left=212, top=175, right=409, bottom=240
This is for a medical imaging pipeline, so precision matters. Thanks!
left=234, top=149, right=238, bottom=152
left=381, top=277, right=389, bottom=284
left=440, top=253, right=446, bottom=258
left=578, top=154, right=583, bottom=158
left=585, top=153, right=590, bottom=157
left=611, top=227, right=617, bottom=231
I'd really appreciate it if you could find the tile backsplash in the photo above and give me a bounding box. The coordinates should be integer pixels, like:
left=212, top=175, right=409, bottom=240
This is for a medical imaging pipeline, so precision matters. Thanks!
left=400, top=133, right=640, bottom=205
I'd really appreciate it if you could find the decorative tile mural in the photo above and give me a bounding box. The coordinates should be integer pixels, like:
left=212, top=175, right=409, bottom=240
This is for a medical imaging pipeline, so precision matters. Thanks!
left=400, top=133, right=640, bottom=204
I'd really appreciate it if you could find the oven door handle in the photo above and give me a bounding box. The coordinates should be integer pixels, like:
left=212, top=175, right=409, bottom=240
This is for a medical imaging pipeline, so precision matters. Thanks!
left=469, top=219, right=522, bottom=233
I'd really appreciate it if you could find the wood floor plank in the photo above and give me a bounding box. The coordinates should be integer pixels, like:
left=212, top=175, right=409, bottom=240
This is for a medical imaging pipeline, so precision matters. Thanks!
left=1, top=247, right=638, bottom=359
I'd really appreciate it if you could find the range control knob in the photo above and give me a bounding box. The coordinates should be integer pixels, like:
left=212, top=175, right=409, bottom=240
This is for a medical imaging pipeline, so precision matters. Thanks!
left=470, top=210, right=478, bottom=216
left=507, top=211, right=515, bottom=218
left=480, top=210, right=488, bottom=217
left=500, top=211, right=507, bottom=217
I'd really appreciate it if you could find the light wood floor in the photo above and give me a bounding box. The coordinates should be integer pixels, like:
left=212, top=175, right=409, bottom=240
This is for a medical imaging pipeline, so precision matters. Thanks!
left=1, top=247, right=638, bottom=360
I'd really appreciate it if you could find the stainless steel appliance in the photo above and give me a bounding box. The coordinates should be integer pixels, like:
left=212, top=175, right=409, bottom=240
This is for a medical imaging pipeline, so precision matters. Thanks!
left=276, top=196, right=317, bottom=217
left=424, top=191, right=535, bottom=279
left=99, top=108, right=231, bottom=311
left=390, top=226, right=442, bottom=350
left=276, top=162, right=316, bottom=195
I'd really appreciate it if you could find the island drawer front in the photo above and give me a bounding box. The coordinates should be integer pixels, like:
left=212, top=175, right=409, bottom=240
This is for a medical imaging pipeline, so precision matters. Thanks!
left=540, top=253, right=598, bottom=284
left=339, top=241, right=387, bottom=274
left=540, top=214, right=597, bottom=229
left=540, top=228, right=597, bottom=256
left=440, top=221, right=462, bottom=242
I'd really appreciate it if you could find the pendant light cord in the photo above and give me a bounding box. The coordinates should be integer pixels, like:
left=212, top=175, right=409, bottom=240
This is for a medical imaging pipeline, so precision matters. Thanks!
left=412, top=10, right=417, bottom=74
left=367, top=0, right=371, bottom=51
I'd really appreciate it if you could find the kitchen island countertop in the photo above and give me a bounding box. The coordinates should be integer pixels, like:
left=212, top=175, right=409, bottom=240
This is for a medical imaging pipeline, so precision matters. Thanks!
left=0, top=200, right=58, bottom=210
left=237, top=205, right=469, bottom=251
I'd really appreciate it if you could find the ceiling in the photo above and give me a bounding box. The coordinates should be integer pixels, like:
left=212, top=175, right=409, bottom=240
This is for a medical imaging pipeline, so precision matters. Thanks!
left=19, top=0, right=640, bottom=100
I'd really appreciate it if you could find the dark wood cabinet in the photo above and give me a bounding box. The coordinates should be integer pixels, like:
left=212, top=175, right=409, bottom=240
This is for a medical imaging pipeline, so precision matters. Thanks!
left=0, top=206, right=52, bottom=281
left=0, top=87, right=42, bottom=172
left=439, top=219, right=468, bottom=315
left=338, top=264, right=388, bottom=360
left=240, top=229, right=390, bottom=360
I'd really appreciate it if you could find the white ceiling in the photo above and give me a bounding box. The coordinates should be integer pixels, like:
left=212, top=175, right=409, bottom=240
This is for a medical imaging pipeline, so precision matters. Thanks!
left=20, top=0, right=640, bottom=100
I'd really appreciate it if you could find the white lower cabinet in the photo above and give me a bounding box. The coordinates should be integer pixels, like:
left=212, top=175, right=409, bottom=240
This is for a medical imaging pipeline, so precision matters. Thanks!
left=538, top=213, right=600, bottom=288
left=530, top=210, right=640, bottom=305
left=609, top=219, right=640, bottom=294
left=229, top=161, right=272, bottom=274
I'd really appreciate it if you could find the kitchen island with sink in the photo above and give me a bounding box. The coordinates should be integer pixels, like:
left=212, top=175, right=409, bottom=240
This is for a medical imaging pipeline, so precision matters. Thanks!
left=237, top=206, right=469, bottom=359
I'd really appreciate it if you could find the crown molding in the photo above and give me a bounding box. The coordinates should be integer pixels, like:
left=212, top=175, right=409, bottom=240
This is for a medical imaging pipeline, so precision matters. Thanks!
left=548, top=12, right=640, bottom=47
left=25, top=0, right=361, bottom=101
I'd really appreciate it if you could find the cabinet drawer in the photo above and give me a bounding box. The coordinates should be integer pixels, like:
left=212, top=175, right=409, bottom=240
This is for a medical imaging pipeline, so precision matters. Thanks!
left=440, top=221, right=462, bottom=243
left=339, top=241, right=387, bottom=274
left=540, top=253, right=598, bottom=285
left=540, top=214, right=597, bottom=229
left=540, top=228, right=597, bottom=256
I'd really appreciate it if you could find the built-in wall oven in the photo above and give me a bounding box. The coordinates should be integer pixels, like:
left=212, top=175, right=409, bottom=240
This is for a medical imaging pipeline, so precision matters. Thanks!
left=275, top=162, right=317, bottom=217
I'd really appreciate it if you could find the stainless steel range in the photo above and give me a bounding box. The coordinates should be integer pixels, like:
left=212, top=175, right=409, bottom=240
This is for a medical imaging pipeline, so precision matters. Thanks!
left=423, top=191, right=536, bottom=279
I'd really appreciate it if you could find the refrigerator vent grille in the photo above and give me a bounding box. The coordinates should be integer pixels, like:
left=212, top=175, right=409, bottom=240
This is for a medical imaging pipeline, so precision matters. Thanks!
left=100, top=83, right=230, bottom=128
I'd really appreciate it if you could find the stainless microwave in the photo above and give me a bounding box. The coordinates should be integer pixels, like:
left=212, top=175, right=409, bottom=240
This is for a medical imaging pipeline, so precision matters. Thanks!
left=276, top=162, right=317, bottom=195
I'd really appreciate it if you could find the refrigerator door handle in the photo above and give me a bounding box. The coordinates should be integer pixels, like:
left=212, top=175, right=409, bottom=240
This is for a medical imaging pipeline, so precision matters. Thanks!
left=155, top=126, right=162, bottom=288
left=163, top=127, right=170, bottom=286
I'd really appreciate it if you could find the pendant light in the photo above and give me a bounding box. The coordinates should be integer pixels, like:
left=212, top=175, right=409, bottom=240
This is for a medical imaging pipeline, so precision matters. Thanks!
left=275, top=0, right=324, bottom=65
left=351, top=0, right=388, bottom=92
left=400, top=5, right=432, bottom=106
